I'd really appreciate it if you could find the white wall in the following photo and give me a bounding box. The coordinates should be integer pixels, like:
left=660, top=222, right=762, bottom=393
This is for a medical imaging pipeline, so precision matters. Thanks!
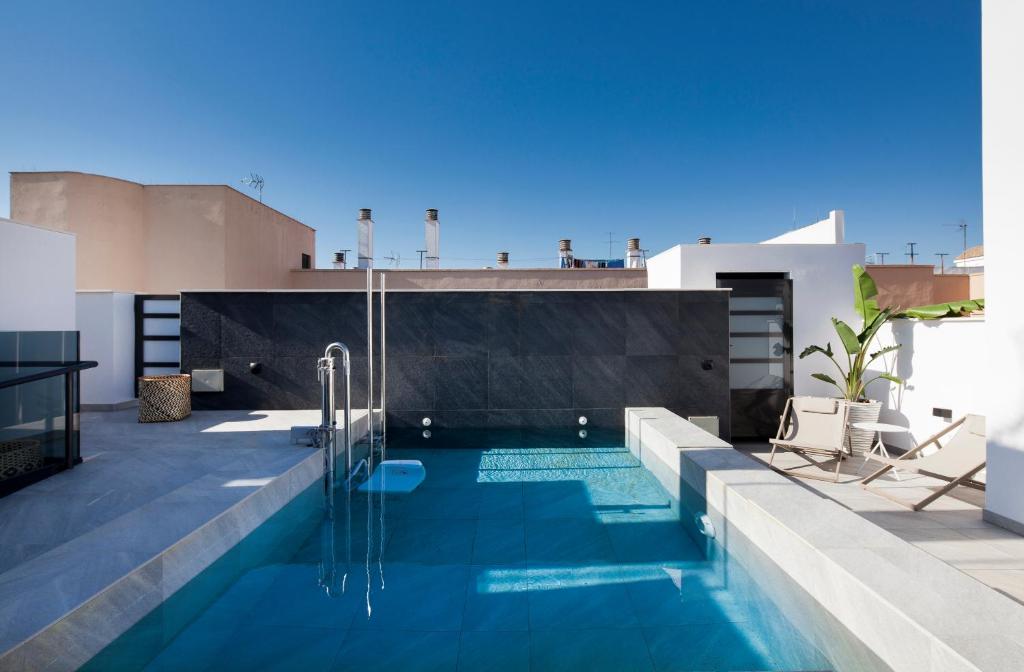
left=0, top=217, right=76, bottom=331
left=866, top=318, right=986, bottom=451
left=982, top=0, right=1024, bottom=531
left=761, top=210, right=845, bottom=245
left=76, top=292, right=136, bottom=407
left=647, top=241, right=866, bottom=398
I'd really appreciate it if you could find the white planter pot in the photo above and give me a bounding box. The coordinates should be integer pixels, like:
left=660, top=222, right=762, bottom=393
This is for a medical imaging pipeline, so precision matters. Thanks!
left=843, top=400, right=882, bottom=455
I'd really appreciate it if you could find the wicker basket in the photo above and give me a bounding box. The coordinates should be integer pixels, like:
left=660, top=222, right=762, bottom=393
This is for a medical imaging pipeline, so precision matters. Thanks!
left=1, top=439, right=44, bottom=481
left=138, top=374, right=192, bottom=423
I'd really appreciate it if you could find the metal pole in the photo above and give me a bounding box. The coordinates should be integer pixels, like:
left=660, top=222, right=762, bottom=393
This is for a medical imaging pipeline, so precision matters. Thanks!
left=381, top=273, right=386, bottom=451
left=366, top=268, right=374, bottom=473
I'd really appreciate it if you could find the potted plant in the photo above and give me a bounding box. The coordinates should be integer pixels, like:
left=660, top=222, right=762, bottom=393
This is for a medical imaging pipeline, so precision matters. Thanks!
left=799, top=265, right=899, bottom=453
left=800, top=265, right=984, bottom=454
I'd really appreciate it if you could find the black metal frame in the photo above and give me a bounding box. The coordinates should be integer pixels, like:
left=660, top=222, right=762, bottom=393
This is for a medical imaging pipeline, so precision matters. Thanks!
left=0, top=360, right=97, bottom=497
left=134, top=294, right=181, bottom=389
left=717, top=273, right=794, bottom=438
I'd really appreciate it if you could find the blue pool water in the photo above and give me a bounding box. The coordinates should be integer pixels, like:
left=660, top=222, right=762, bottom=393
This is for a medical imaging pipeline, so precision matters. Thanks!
left=84, top=431, right=873, bottom=671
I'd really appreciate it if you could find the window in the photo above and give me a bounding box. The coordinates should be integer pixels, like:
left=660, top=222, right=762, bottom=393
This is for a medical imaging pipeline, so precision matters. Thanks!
left=301, top=253, right=311, bottom=269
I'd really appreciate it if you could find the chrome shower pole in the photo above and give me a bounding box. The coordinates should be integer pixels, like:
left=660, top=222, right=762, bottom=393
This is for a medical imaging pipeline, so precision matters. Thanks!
left=319, top=342, right=351, bottom=516
left=366, top=268, right=374, bottom=473
left=380, top=272, right=386, bottom=452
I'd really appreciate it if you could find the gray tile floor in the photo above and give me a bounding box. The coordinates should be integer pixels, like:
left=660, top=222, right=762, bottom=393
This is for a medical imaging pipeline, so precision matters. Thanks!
left=738, top=441, right=1024, bottom=605
left=0, top=408, right=331, bottom=656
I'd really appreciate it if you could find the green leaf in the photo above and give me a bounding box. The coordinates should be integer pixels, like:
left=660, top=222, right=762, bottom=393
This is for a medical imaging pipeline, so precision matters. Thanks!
left=897, top=299, right=985, bottom=320
left=853, top=265, right=881, bottom=325
left=832, top=318, right=860, bottom=355
left=878, top=373, right=903, bottom=385
left=811, top=373, right=838, bottom=385
left=799, top=343, right=833, bottom=360
left=867, top=344, right=900, bottom=362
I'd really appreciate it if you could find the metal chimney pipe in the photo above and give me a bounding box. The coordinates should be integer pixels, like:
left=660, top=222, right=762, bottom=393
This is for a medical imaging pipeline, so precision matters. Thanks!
left=332, top=251, right=347, bottom=269
left=625, top=238, right=644, bottom=268
left=497, top=251, right=509, bottom=268
left=697, top=236, right=712, bottom=245
left=357, top=209, right=374, bottom=269
left=559, top=239, right=573, bottom=268
left=424, top=209, right=440, bottom=269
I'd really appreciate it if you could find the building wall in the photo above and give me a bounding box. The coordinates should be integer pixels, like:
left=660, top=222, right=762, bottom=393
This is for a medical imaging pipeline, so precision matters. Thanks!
left=868, top=265, right=972, bottom=309
left=761, top=210, right=844, bottom=245
left=225, top=188, right=315, bottom=290
left=0, top=218, right=76, bottom=331
left=143, top=185, right=227, bottom=293
left=289, top=268, right=648, bottom=290
left=982, top=0, right=1024, bottom=532
left=11, top=172, right=146, bottom=291
left=647, top=242, right=866, bottom=399
left=866, top=318, right=986, bottom=451
left=969, top=272, right=985, bottom=300
left=10, top=172, right=314, bottom=294
left=75, top=292, right=136, bottom=407
left=180, top=290, right=730, bottom=435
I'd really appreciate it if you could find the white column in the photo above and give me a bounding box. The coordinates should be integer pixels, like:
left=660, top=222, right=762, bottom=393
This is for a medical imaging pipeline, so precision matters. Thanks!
left=982, top=0, right=1024, bottom=532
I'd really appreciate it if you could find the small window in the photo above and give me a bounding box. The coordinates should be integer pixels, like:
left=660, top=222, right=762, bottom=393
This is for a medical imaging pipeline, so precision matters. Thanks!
left=301, top=253, right=311, bottom=269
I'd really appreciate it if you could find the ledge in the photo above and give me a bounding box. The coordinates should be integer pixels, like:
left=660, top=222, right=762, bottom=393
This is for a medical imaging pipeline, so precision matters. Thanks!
left=625, top=407, right=1024, bottom=672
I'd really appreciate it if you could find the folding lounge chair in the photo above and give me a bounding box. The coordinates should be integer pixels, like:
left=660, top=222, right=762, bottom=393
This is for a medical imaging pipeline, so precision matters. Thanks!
left=860, top=414, right=985, bottom=511
left=769, top=396, right=850, bottom=482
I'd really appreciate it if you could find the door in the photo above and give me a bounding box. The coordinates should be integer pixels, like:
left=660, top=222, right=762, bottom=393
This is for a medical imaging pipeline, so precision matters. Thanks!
left=716, top=274, right=793, bottom=438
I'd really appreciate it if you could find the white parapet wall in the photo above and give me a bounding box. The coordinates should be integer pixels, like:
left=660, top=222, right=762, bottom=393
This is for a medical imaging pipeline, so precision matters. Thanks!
left=864, top=317, right=986, bottom=451
left=982, top=0, right=1024, bottom=533
left=76, top=291, right=137, bottom=409
left=0, top=217, right=76, bottom=331
left=625, top=408, right=1024, bottom=672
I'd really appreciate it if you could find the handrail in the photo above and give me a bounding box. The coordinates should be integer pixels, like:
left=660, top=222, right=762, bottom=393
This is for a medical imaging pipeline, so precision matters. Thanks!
left=318, top=342, right=352, bottom=514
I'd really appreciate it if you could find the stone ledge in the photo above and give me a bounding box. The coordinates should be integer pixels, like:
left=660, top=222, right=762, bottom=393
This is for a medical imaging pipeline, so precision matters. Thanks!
left=625, top=407, right=1024, bottom=672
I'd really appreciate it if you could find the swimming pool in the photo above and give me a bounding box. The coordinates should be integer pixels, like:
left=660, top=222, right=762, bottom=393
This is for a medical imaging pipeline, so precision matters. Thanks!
left=83, top=430, right=883, bottom=671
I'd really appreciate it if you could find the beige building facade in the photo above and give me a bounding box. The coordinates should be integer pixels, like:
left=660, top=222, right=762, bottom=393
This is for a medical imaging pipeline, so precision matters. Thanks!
left=10, top=172, right=315, bottom=293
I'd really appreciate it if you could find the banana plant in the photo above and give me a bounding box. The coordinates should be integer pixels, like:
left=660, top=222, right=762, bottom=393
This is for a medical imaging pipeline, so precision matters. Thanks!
left=799, top=265, right=902, bottom=401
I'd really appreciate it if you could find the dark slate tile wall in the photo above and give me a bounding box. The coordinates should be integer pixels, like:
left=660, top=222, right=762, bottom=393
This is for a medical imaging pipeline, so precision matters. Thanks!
left=180, top=290, right=730, bottom=438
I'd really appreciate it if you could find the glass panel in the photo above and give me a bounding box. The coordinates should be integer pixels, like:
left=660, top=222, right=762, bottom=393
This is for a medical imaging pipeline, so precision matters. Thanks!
left=143, top=340, right=180, bottom=363
left=730, top=296, right=784, bottom=312
left=729, top=314, right=784, bottom=333
left=730, top=362, right=784, bottom=389
left=143, top=299, right=180, bottom=314
left=143, top=318, right=181, bottom=337
left=730, top=335, right=785, bottom=359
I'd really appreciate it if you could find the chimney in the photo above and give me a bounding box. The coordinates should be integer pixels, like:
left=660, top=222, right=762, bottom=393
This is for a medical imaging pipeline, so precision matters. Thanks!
left=559, top=239, right=574, bottom=268
left=424, top=209, right=440, bottom=269
left=357, top=209, right=373, bottom=269
left=697, top=236, right=712, bottom=245
left=625, top=237, right=644, bottom=268
left=496, top=251, right=509, bottom=268
left=332, top=251, right=348, bottom=269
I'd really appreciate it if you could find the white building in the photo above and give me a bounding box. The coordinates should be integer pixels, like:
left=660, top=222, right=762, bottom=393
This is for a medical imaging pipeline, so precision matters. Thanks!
left=647, top=210, right=866, bottom=437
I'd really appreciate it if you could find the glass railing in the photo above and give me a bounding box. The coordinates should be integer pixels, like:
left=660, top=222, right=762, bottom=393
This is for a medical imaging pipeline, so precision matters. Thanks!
left=0, top=331, right=97, bottom=496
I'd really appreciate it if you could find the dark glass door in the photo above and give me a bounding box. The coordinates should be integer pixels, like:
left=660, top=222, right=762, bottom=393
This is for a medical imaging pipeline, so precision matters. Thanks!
left=716, top=274, right=793, bottom=439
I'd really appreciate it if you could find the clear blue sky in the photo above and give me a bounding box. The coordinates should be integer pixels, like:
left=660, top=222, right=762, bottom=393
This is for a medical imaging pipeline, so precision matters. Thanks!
left=0, top=0, right=981, bottom=268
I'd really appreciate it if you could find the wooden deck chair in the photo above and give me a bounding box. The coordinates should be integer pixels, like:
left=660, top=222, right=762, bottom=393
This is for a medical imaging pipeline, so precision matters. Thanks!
left=860, top=414, right=985, bottom=511
left=769, top=397, right=851, bottom=483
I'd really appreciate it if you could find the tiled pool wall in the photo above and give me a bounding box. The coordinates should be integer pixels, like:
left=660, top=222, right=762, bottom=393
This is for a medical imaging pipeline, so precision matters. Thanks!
left=181, top=290, right=731, bottom=439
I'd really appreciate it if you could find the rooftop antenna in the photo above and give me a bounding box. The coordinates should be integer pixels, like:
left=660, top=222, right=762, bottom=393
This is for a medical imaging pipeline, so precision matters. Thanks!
left=906, top=242, right=918, bottom=264
left=875, top=252, right=889, bottom=265
left=606, top=232, right=618, bottom=258
left=240, top=172, right=264, bottom=203
left=416, top=250, right=427, bottom=269
left=383, top=251, right=401, bottom=268
left=792, top=206, right=797, bottom=230
left=936, top=252, right=949, bottom=274
left=943, top=219, right=969, bottom=256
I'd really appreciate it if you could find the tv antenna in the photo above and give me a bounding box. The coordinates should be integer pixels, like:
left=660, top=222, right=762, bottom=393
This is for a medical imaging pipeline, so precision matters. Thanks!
left=383, top=251, right=401, bottom=268
left=944, top=219, right=968, bottom=255
left=935, top=252, right=949, bottom=274
left=606, top=232, right=618, bottom=258
left=906, top=242, right=918, bottom=264
left=874, top=252, right=889, bottom=265
left=240, top=172, right=264, bottom=202
left=416, top=250, right=428, bottom=269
